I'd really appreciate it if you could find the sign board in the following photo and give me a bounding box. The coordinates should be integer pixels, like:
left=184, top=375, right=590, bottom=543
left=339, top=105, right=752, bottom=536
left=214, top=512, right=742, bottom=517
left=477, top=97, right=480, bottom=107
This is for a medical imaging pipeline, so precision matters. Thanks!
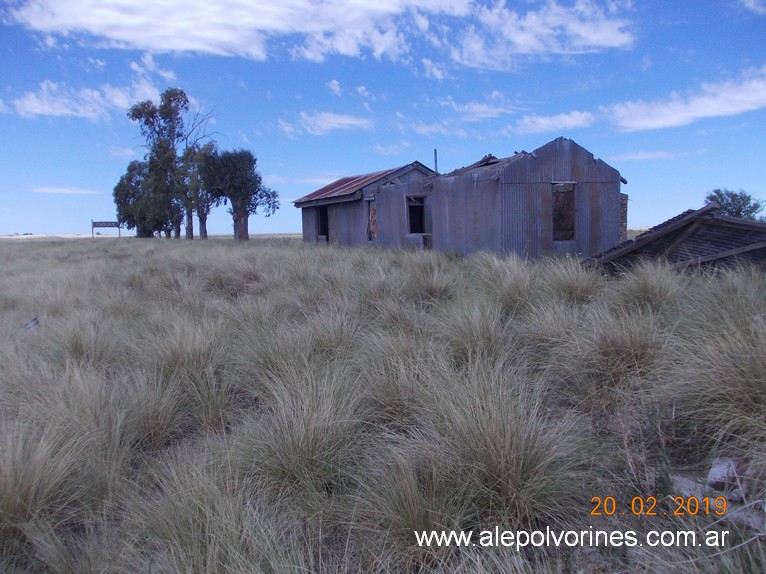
left=91, top=220, right=121, bottom=237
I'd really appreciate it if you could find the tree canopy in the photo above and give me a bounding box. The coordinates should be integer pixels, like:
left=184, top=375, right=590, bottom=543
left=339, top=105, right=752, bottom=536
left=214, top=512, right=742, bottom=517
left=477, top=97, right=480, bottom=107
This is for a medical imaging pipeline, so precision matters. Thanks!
left=201, top=148, right=279, bottom=241
left=705, top=189, right=765, bottom=220
left=113, top=160, right=170, bottom=237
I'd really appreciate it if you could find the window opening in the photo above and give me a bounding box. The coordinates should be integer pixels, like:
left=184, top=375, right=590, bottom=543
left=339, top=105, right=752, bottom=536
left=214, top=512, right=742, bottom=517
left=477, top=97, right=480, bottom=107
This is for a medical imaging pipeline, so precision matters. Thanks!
left=367, top=200, right=377, bottom=241
left=552, top=183, right=575, bottom=241
left=317, top=206, right=329, bottom=241
left=407, top=196, right=425, bottom=234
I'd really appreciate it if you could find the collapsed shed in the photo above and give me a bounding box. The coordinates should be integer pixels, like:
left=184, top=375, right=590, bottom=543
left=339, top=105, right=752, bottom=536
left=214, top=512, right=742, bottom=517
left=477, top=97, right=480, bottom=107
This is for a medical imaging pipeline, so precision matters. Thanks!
left=590, top=203, right=766, bottom=271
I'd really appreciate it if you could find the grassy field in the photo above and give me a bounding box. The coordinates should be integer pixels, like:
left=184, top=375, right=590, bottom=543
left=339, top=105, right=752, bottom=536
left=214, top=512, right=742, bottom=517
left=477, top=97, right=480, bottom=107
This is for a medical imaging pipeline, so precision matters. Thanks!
left=1, top=236, right=765, bottom=573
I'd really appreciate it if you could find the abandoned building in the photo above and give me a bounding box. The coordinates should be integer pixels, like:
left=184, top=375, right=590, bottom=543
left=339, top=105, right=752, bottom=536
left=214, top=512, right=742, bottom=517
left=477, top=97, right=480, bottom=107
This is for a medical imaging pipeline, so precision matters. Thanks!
left=293, top=161, right=437, bottom=247
left=590, top=203, right=766, bottom=271
left=294, top=137, right=628, bottom=258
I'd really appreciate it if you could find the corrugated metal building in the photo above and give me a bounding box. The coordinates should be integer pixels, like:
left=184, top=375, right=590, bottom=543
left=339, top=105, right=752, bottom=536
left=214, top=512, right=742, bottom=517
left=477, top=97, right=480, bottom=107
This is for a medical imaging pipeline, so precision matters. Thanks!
left=294, top=137, right=628, bottom=258
left=293, top=162, right=436, bottom=246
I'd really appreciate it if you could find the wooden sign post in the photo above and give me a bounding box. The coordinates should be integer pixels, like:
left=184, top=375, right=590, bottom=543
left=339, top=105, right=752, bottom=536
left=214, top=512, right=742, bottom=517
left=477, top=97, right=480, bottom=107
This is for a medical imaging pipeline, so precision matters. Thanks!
left=91, top=220, right=121, bottom=237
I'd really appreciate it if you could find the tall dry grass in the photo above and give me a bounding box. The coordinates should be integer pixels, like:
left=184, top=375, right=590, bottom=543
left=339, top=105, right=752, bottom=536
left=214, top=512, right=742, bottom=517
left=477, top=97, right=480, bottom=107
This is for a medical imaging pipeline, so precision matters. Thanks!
left=0, top=235, right=764, bottom=572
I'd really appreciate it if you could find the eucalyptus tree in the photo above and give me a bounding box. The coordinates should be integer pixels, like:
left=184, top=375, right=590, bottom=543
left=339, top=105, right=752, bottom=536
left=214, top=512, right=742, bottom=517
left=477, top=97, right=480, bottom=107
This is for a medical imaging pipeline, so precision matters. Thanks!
left=201, top=148, right=279, bottom=241
left=113, top=160, right=167, bottom=237
left=181, top=142, right=219, bottom=239
left=125, top=88, right=214, bottom=238
left=705, top=189, right=765, bottom=220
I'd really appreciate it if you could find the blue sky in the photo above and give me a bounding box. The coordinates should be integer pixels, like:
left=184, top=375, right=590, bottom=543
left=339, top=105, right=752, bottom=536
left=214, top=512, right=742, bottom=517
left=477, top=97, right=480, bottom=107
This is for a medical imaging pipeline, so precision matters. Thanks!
left=1, top=0, right=766, bottom=236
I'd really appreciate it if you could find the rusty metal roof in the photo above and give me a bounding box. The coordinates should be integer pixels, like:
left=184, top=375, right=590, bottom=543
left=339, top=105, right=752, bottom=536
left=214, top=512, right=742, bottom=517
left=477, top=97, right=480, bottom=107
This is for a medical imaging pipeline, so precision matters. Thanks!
left=294, top=162, right=434, bottom=207
left=589, top=204, right=766, bottom=270
left=442, top=152, right=525, bottom=177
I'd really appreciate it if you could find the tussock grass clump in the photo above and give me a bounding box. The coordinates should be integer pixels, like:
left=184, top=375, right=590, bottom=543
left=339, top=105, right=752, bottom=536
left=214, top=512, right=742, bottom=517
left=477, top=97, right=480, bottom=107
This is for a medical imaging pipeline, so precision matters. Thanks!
left=470, top=252, right=537, bottom=316
left=607, top=260, right=688, bottom=316
left=432, top=298, right=515, bottom=366
left=551, top=306, right=672, bottom=416
left=668, top=312, right=766, bottom=491
left=128, top=450, right=317, bottom=573
left=420, top=355, right=597, bottom=532
left=223, top=362, right=371, bottom=507
left=536, top=256, right=605, bottom=305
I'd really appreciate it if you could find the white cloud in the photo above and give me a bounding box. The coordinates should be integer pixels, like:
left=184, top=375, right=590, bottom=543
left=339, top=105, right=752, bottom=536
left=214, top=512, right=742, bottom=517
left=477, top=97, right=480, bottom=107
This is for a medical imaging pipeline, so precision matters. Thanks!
left=87, top=57, right=106, bottom=69
left=410, top=120, right=468, bottom=137
left=29, top=186, right=101, bottom=195
left=742, top=0, right=766, bottom=14
left=373, top=140, right=411, bottom=155
left=356, top=85, right=370, bottom=98
left=422, top=58, right=448, bottom=79
left=13, top=77, right=161, bottom=121
left=9, top=0, right=632, bottom=69
left=299, top=111, right=373, bottom=135
left=450, top=0, right=634, bottom=70
left=605, top=65, right=766, bottom=131
left=327, top=79, right=342, bottom=96
left=277, top=119, right=299, bottom=138
left=0, top=99, right=9, bottom=113
left=439, top=92, right=518, bottom=121
left=14, top=80, right=112, bottom=121
left=10, top=53, right=170, bottom=122
left=130, top=52, right=176, bottom=81
left=513, top=110, right=594, bottom=134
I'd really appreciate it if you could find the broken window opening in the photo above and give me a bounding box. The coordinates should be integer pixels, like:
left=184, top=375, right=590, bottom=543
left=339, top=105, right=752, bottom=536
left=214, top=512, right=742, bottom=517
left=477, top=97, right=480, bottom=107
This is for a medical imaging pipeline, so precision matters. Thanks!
left=317, top=206, right=329, bottom=242
left=367, top=200, right=378, bottom=241
left=552, top=183, right=575, bottom=241
left=407, top=196, right=425, bottom=234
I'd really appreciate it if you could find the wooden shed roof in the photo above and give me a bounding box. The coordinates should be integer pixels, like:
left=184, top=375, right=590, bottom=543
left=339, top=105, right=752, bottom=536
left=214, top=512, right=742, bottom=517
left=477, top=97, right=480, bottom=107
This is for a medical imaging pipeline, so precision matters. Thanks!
left=589, top=204, right=766, bottom=270
left=294, top=161, right=435, bottom=208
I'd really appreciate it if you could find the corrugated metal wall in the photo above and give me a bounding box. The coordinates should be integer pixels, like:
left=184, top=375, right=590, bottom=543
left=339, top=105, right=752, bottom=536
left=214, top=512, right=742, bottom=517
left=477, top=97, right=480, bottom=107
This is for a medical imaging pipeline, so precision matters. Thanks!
left=301, top=208, right=318, bottom=243
left=431, top=174, right=502, bottom=253
left=374, top=181, right=420, bottom=248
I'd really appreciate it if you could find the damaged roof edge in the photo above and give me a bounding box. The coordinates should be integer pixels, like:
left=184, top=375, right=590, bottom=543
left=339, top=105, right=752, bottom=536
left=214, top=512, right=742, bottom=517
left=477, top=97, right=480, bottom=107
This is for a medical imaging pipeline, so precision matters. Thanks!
left=293, top=161, right=435, bottom=207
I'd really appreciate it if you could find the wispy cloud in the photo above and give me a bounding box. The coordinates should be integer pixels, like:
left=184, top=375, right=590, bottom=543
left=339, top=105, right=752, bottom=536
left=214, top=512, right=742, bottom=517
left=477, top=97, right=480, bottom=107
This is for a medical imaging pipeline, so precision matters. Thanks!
left=0, top=99, right=9, bottom=113
left=130, top=52, right=176, bottom=81
left=450, top=0, right=634, bottom=70
left=742, top=0, right=766, bottom=14
left=513, top=110, right=594, bottom=134
left=29, top=186, right=101, bottom=195
left=299, top=111, right=373, bottom=135
left=439, top=92, right=518, bottom=121
left=12, top=73, right=161, bottom=121
left=422, top=58, right=448, bottom=79
left=373, top=140, right=411, bottom=155
left=604, top=65, right=766, bottom=131
left=9, top=0, right=634, bottom=70
left=327, top=79, right=342, bottom=96
left=410, top=120, right=468, bottom=138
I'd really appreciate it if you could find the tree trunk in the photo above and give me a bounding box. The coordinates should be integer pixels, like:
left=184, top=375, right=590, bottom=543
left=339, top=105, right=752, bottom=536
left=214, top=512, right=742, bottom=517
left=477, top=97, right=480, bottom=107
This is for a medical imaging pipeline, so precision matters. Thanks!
left=231, top=199, right=249, bottom=241
left=173, top=223, right=181, bottom=238
left=185, top=209, right=194, bottom=240
left=198, top=216, right=208, bottom=239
